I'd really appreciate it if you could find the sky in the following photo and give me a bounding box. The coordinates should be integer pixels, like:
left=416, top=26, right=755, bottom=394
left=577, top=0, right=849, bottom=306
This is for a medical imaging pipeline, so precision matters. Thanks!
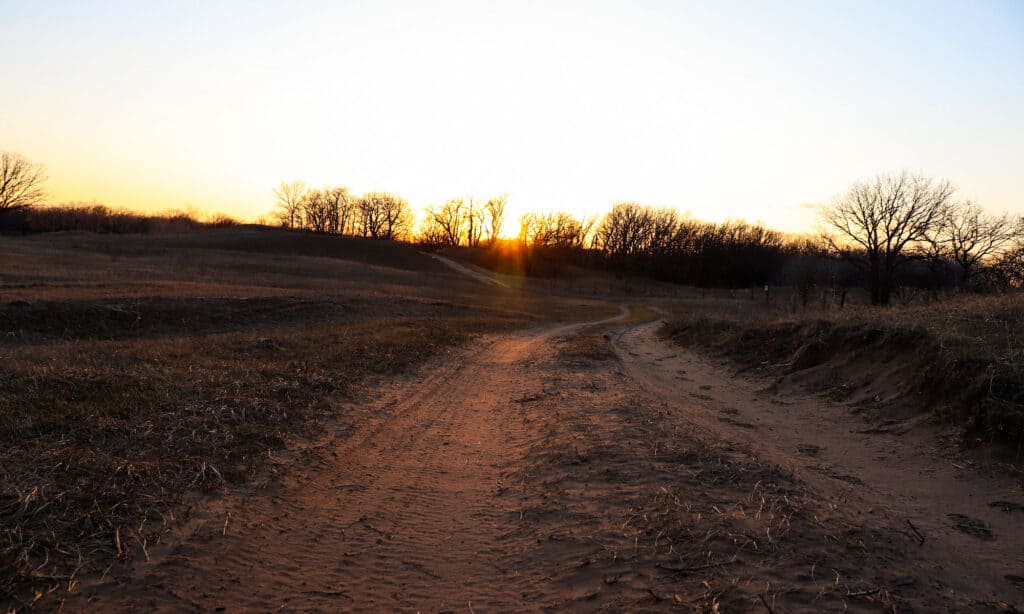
left=2, top=0, right=1022, bottom=233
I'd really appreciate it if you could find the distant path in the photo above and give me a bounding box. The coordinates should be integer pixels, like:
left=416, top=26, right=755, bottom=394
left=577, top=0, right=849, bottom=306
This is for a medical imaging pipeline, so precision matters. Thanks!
left=428, top=253, right=510, bottom=288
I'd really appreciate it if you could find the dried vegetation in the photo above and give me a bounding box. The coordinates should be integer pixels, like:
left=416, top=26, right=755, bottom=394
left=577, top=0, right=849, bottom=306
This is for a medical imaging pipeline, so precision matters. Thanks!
left=0, top=228, right=561, bottom=608
left=503, top=327, right=985, bottom=612
left=663, top=293, right=1024, bottom=448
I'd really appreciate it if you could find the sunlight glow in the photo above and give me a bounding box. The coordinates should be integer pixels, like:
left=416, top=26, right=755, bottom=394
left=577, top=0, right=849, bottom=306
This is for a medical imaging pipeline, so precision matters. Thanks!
left=2, top=1, right=1022, bottom=232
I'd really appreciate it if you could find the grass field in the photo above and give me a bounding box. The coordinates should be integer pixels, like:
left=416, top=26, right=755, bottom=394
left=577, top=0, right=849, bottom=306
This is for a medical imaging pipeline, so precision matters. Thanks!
left=0, top=227, right=616, bottom=605
left=5, top=227, right=1023, bottom=610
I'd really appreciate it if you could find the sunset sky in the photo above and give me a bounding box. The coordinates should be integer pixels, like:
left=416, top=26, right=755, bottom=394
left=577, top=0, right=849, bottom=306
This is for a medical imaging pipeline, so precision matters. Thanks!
left=2, top=0, right=1022, bottom=233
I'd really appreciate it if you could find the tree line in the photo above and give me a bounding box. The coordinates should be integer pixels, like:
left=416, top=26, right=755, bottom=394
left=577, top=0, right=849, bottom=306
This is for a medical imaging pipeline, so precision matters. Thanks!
left=822, top=172, right=1024, bottom=304
left=272, top=180, right=412, bottom=240
left=3, top=150, right=1022, bottom=304
left=419, top=195, right=507, bottom=248
left=0, top=152, right=239, bottom=233
left=16, top=203, right=237, bottom=234
left=273, top=181, right=514, bottom=248
left=583, top=176, right=1023, bottom=304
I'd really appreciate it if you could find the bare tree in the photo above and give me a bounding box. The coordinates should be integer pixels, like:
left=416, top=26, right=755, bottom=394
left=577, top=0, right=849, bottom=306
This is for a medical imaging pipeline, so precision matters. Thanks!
left=940, top=201, right=1019, bottom=288
left=483, top=195, right=507, bottom=244
left=994, top=241, right=1024, bottom=288
left=273, top=180, right=308, bottom=229
left=465, top=196, right=485, bottom=247
left=422, top=195, right=503, bottom=247
left=918, top=220, right=952, bottom=295
left=358, top=192, right=411, bottom=240
left=593, top=202, right=656, bottom=273
left=578, top=215, right=598, bottom=249
left=821, top=172, right=954, bottom=305
left=324, top=186, right=355, bottom=235
left=519, top=211, right=590, bottom=249
left=418, top=212, right=449, bottom=248
left=648, top=207, right=680, bottom=254
left=0, top=152, right=47, bottom=211
left=426, top=198, right=466, bottom=246
left=301, top=188, right=332, bottom=233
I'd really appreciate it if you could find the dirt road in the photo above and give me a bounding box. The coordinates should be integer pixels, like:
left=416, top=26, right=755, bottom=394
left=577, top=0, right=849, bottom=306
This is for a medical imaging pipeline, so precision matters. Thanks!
left=615, top=320, right=1024, bottom=607
left=71, top=309, right=1022, bottom=612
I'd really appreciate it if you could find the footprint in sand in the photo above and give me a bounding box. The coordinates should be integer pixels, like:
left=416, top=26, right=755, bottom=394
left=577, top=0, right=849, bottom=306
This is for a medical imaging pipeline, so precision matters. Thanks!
left=948, top=514, right=995, bottom=541
left=797, top=443, right=821, bottom=456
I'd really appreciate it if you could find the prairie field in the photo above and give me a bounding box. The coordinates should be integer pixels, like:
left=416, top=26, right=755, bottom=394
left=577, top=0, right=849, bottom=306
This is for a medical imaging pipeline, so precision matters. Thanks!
left=2, top=227, right=1023, bottom=613
left=5, top=1, right=1023, bottom=611
left=0, top=227, right=610, bottom=607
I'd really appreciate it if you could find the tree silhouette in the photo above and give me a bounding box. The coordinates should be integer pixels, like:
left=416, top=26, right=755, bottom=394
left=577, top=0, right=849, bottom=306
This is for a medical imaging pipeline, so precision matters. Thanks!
left=0, top=152, right=47, bottom=211
left=358, top=192, right=412, bottom=240
left=273, top=180, right=308, bottom=229
left=822, top=172, right=953, bottom=305
left=940, top=201, right=1020, bottom=288
left=483, top=195, right=507, bottom=244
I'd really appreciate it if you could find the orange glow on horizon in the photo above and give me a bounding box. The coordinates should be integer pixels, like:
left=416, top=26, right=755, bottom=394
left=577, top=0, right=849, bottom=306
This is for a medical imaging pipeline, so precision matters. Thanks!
left=3, top=2, right=1021, bottom=233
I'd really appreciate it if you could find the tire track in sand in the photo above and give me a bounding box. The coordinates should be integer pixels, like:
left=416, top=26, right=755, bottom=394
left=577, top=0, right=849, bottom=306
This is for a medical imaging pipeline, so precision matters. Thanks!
left=78, top=308, right=629, bottom=612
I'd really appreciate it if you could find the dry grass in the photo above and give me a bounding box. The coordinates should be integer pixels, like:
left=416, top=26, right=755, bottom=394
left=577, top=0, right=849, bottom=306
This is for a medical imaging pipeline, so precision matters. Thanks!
left=21, top=226, right=448, bottom=274
left=556, top=306, right=660, bottom=363
left=628, top=440, right=914, bottom=612
left=0, top=315, right=527, bottom=606
left=0, top=227, right=616, bottom=608
left=662, top=292, right=1024, bottom=447
left=502, top=326, right=952, bottom=612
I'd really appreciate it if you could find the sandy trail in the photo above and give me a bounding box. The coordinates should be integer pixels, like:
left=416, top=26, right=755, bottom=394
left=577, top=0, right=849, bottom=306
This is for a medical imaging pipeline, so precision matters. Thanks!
left=75, top=309, right=627, bottom=612
left=429, top=254, right=511, bottom=288
left=614, top=319, right=1024, bottom=606
left=70, top=308, right=1023, bottom=612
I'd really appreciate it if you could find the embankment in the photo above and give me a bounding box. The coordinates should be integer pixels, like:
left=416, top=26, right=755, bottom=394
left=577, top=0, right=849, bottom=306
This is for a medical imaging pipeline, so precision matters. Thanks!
left=663, top=295, right=1024, bottom=447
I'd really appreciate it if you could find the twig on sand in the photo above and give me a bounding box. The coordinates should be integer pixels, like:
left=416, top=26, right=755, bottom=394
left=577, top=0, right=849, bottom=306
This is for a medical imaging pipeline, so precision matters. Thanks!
left=114, top=527, right=123, bottom=558
left=656, top=558, right=738, bottom=573
left=906, top=519, right=925, bottom=545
